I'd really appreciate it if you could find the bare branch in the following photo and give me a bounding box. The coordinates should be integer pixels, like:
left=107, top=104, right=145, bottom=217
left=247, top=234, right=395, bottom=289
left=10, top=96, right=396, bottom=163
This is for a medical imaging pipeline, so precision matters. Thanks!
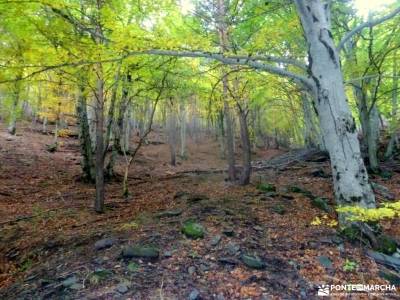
left=338, top=6, right=400, bottom=51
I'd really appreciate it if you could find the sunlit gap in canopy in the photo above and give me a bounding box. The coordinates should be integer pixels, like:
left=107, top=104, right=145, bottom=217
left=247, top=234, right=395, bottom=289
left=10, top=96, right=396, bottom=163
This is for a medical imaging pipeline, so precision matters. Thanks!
left=353, top=0, right=397, bottom=18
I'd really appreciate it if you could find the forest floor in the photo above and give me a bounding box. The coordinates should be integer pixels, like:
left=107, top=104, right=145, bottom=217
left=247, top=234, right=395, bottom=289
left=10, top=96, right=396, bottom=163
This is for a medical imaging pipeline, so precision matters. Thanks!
left=0, top=123, right=399, bottom=299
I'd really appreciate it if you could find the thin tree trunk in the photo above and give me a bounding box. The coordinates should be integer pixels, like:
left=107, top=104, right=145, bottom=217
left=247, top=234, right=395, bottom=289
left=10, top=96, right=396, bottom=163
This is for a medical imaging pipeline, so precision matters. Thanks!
left=385, top=52, right=398, bottom=159
left=94, top=69, right=105, bottom=213
left=180, top=101, right=187, bottom=158
left=238, top=109, right=251, bottom=185
left=114, top=72, right=131, bottom=153
left=295, top=0, right=375, bottom=220
left=8, top=78, right=22, bottom=135
left=168, top=100, right=177, bottom=166
left=76, top=78, right=95, bottom=182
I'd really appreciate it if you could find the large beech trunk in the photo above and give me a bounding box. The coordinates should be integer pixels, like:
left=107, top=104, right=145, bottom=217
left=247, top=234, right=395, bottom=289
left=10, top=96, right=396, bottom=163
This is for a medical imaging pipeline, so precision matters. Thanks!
left=295, top=0, right=375, bottom=212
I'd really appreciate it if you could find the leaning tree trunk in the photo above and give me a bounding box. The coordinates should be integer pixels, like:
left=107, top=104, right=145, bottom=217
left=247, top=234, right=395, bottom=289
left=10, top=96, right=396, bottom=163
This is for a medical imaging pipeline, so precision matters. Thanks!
left=295, top=0, right=375, bottom=216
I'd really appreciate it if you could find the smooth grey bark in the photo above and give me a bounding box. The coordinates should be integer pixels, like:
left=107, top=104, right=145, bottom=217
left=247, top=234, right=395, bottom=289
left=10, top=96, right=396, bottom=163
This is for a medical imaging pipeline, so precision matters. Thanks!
left=295, top=0, right=375, bottom=214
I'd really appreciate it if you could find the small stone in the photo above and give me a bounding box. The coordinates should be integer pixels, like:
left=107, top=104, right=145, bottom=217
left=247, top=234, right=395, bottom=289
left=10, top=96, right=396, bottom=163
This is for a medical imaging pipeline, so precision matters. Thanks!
left=94, top=238, right=115, bottom=250
left=218, top=257, right=238, bottom=265
left=318, top=256, right=333, bottom=269
left=280, top=194, right=294, bottom=200
left=156, top=209, right=183, bottom=218
left=210, top=235, right=222, bottom=246
left=265, top=191, right=278, bottom=197
left=222, top=228, right=234, bottom=237
left=122, top=245, right=159, bottom=259
left=163, top=251, right=173, bottom=258
left=69, top=283, right=83, bottom=290
left=226, top=242, right=240, bottom=255
left=188, top=266, right=196, bottom=275
left=253, top=226, right=263, bottom=232
left=62, top=276, right=77, bottom=287
left=241, top=254, right=266, bottom=269
left=199, top=264, right=209, bottom=272
left=188, top=289, right=200, bottom=300
left=116, top=283, right=129, bottom=294
left=216, top=293, right=225, bottom=300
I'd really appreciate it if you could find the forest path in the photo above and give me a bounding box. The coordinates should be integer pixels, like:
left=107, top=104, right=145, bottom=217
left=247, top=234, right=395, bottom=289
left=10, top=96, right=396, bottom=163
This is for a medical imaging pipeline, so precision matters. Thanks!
left=0, top=124, right=398, bottom=299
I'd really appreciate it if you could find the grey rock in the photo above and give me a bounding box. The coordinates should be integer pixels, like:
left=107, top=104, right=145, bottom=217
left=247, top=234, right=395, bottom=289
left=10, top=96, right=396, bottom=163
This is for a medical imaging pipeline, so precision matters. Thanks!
left=241, top=254, right=266, bottom=269
left=226, top=242, right=240, bottom=255
left=156, top=209, right=183, bottom=218
left=253, top=226, right=263, bottom=232
left=122, top=245, right=159, bottom=259
left=94, top=238, right=115, bottom=250
left=69, top=283, right=83, bottom=290
left=210, top=235, right=222, bottom=247
left=216, top=293, right=225, bottom=300
left=222, top=228, right=234, bottom=237
left=189, top=289, right=200, bottom=300
left=199, top=264, right=209, bottom=272
left=163, top=251, right=173, bottom=258
left=188, top=266, right=196, bottom=275
left=116, top=283, right=129, bottom=294
left=62, top=276, right=77, bottom=287
left=318, top=256, right=333, bottom=269
left=218, top=257, right=238, bottom=265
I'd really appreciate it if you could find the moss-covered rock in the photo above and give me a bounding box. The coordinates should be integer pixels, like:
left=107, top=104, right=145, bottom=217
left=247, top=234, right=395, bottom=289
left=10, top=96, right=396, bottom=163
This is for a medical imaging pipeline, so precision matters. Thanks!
left=122, top=245, right=160, bottom=259
left=182, top=221, right=205, bottom=239
left=272, top=204, right=286, bottom=215
left=241, top=254, right=266, bottom=269
left=256, top=183, right=276, bottom=192
left=287, top=185, right=314, bottom=199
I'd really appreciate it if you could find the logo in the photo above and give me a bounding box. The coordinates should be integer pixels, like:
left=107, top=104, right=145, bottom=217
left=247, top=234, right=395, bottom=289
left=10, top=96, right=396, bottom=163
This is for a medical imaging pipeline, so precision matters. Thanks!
left=317, top=285, right=330, bottom=296
left=316, top=284, right=397, bottom=297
